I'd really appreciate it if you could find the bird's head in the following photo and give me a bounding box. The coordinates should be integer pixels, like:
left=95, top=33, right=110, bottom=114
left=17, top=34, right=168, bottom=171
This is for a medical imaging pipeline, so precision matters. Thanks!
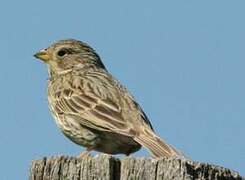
left=34, top=39, right=105, bottom=76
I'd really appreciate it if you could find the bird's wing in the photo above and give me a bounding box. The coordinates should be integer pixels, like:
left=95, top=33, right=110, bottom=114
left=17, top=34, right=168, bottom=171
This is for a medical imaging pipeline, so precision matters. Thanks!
left=53, top=76, right=136, bottom=135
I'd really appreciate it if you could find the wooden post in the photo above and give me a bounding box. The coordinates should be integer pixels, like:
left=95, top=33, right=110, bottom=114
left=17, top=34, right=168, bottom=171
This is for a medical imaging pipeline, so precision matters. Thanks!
left=29, top=154, right=243, bottom=180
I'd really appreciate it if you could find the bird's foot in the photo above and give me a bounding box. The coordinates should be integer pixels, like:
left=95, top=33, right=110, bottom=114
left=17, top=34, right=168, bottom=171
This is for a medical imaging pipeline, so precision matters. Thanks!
left=77, top=149, right=92, bottom=159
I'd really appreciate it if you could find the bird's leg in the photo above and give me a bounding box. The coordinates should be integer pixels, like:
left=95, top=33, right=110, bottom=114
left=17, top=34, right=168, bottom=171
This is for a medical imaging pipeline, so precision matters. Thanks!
left=77, top=147, right=92, bottom=158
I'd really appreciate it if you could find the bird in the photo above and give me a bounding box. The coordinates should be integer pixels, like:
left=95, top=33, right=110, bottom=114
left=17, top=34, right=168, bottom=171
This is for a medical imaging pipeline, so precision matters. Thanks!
left=34, top=39, right=183, bottom=158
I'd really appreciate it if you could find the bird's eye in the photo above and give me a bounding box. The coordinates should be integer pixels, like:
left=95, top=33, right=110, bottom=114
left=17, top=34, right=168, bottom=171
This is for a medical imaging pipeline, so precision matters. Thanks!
left=57, top=50, right=67, bottom=57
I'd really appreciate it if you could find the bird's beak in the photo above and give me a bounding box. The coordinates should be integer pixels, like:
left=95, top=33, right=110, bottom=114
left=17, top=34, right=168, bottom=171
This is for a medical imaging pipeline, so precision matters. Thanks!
left=34, top=49, right=50, bottom=62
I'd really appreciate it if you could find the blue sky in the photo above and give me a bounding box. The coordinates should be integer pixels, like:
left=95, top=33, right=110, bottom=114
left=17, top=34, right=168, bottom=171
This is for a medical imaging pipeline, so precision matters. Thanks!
left=0, top=1, right=244, bottom=179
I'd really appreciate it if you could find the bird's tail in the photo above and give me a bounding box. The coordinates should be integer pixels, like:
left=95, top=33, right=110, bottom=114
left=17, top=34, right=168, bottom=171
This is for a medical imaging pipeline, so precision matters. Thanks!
left=134, top=128, right=183, bottom=158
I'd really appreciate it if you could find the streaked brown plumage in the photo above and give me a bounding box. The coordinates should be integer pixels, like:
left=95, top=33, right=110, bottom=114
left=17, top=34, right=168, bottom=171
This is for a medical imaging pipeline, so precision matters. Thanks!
left=34, top=39, right=183, bottom=158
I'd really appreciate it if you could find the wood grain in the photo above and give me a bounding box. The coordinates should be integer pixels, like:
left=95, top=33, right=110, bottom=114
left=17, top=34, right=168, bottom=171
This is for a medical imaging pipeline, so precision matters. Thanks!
left=30, top=155, right=243, bottom=180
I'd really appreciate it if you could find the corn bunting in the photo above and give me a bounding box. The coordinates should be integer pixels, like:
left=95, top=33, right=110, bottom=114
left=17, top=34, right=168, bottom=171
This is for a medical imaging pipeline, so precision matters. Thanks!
left=34, top=39, right=182, bottom=158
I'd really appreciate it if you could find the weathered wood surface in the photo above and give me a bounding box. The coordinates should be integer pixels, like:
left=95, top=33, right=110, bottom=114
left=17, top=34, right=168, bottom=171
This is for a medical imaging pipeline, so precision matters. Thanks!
left=30, top=154, right=243, bottom=180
